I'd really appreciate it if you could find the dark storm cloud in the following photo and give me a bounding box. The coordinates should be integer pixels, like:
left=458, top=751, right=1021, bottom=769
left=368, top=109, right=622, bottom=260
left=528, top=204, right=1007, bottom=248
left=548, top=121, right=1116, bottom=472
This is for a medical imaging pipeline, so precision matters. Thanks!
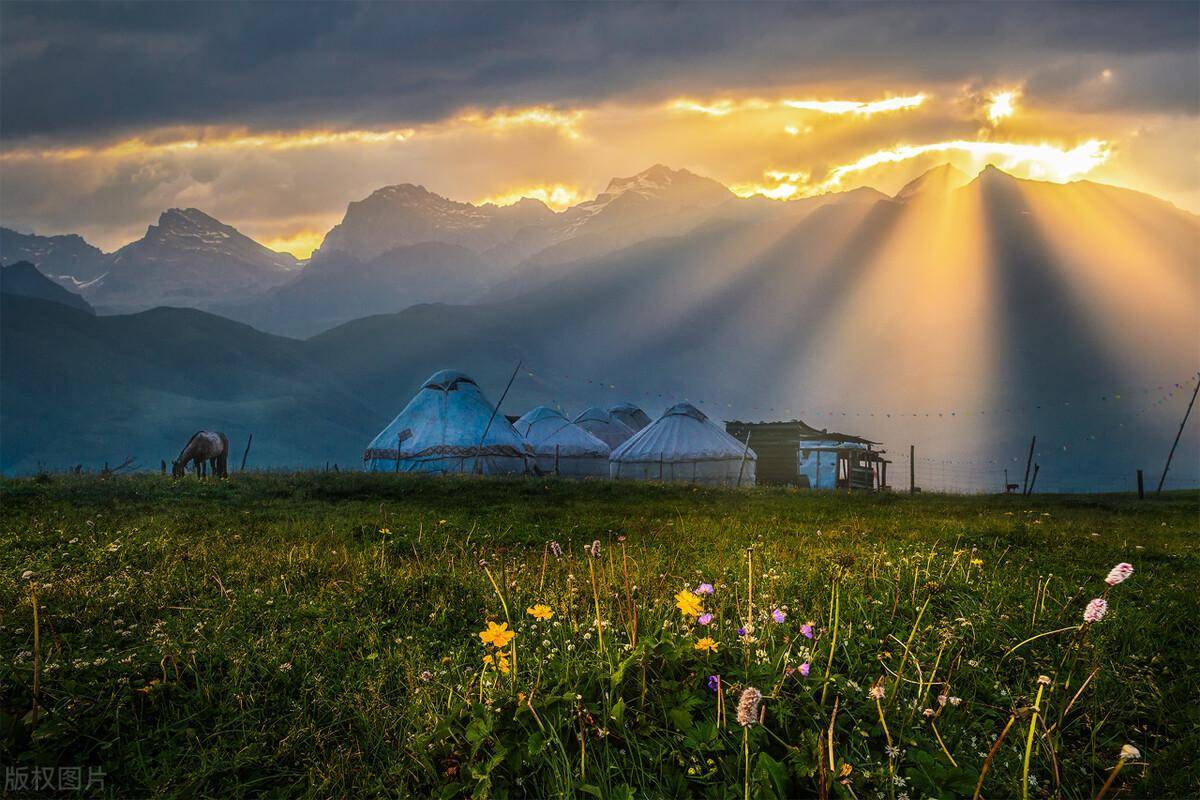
left=1, top=1, right=1196, bottom=141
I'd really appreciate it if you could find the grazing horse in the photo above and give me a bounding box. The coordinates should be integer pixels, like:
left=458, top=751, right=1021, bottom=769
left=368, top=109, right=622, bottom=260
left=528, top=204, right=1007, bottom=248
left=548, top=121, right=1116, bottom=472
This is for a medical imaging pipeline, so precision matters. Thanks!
left=172, top=431, right=229, bottom=478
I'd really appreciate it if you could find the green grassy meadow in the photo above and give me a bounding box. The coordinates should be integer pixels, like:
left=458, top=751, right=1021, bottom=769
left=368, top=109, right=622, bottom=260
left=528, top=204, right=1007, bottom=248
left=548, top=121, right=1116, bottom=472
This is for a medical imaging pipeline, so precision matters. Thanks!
left=2, top=474, right=1198, bottom=798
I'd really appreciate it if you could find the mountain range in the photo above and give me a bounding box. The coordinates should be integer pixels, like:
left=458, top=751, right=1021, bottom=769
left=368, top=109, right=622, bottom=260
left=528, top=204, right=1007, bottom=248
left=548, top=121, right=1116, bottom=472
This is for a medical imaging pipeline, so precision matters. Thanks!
left=2, top=164, right=1198, bottom=488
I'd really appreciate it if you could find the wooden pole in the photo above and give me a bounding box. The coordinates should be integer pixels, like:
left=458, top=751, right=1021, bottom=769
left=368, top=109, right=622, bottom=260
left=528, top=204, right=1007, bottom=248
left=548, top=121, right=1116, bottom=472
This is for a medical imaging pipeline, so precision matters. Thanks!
left=240, top=434, right=253, bottom=472
left=736, top=431, right=752, bottom=487
left=555, top=444, right=560, bottom=476
left=395, top=432, right=402, bottom=473
left=909, top=445, right=915, bottom=494
left=477, top=361, right=522, bottom=475
left=1027, top=463, right=1040, bottom=495
left=1156, top=377, right=1199, bottom=494
left=1021, top=436, right=1036, bottom=495
left=1136, top=469, right=1144, bottom=500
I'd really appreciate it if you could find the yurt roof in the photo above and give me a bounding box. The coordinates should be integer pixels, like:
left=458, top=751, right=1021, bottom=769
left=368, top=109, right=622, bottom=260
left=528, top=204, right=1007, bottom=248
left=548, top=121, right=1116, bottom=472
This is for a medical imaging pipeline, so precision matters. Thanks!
left=608, top=402, right=652, bottom=430
left=364, top=369, right=528, bottom=462
left=515, top=405, right=610, bottom=457
left=611, top=402, right=756, bottom=463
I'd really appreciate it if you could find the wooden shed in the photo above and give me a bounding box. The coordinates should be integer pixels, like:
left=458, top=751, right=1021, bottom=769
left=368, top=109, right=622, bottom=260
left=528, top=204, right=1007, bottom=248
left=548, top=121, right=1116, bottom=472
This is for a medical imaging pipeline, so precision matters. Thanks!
left=724, top=420, right=890, bottom=490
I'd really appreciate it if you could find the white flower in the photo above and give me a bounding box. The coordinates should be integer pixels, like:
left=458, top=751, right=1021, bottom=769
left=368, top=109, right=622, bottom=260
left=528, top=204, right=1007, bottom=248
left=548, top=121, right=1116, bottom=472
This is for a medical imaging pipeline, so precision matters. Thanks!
left=1120, top=744, right=1140, bottom=761
left=279, top=662, right=293, bottom=671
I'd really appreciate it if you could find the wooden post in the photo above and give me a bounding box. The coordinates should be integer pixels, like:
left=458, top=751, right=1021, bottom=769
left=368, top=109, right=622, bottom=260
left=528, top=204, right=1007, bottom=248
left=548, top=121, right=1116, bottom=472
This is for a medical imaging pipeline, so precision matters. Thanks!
left=240, top=434, right=253, bottom=472
left=1157, top=377, right=1199, bottom=494
left=1027, top=463, right=1040, bottom=495
left=476, top=361, right=522, bottom=475
left=736, top=431, right=752, bottom=488
left=395, top=433, right=401, bottom=473
left=1022, top=436, right=1036, bottom=495
left=909, top=445, right=915, bottom=494
left=1004, top=468, right=1009, bottom=493
left=1137, top=469, right=1145, bottom=500
left=555, top=444, right=560, bottom=476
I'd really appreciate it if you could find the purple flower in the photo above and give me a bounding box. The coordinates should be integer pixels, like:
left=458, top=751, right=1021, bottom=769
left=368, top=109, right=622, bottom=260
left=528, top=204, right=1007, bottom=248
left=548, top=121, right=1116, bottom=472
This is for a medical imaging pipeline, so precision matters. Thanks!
left=737, top=627, right=747, bottom=637
left=707, top=675, right=720, bottom=692
left=799, top=662, right=810, bottom=677
left=698, top=613, right=714, bottom=626
left=695, top=583, right=714, bottom=596
left=1105, top=563, right=1133, bottom=586
left=800, top=623, right=813, bottom=639
left=772, top=609, right=786, bottom=624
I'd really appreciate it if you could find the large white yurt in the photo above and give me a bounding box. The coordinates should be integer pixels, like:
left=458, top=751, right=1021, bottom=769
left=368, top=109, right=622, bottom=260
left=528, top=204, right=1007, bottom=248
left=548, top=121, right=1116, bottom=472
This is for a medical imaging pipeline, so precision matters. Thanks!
left=609, top=402, right=757, bottom=487
left=573, top=406, right=636, bottom=449
left=363, top=369, right=530, bottom=475
left=608, top=402, right=652, bottom=432
left=514, top=406, right=611, bottom=478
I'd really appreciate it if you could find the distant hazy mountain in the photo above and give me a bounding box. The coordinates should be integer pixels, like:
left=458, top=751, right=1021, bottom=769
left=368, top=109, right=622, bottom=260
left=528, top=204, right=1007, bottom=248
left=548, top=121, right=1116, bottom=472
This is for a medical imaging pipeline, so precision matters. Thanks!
left=0, top=227, right=108, bottom=282
left=0, top=294, right=374, bottom=473
left=86, top=208, right=299, bottom=312
left=223, top=241, right=490, bottom=338
left=1, top=261, right=94, bottom=313
left=314, top=184, right=557, bottom=264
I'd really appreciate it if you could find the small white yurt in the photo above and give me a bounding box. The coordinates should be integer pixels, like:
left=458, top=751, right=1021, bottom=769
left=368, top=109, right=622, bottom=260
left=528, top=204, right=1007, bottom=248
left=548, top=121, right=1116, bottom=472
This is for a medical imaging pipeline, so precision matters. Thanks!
left=573, top=406, right=637, bottom=449
left=610, top=402, right=757, bottom=487
left=608, top=402, right=652, bottom=432
left=514, top=406, right=611, bottom=478
left=363, top=369, right=530, bottom=475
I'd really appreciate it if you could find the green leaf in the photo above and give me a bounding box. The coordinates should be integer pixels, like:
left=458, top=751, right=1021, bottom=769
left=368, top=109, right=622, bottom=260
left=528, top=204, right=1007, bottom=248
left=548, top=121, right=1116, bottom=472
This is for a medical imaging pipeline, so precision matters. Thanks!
left=611, top=696, right=626, bottom=727
left=669, top=706, right=694, bottom=733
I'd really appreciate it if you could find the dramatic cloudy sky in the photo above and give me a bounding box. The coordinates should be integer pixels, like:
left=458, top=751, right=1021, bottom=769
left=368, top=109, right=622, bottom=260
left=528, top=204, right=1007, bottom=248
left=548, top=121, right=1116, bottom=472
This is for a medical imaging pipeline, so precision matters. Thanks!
left=1, top=1, right=1197, bottom=255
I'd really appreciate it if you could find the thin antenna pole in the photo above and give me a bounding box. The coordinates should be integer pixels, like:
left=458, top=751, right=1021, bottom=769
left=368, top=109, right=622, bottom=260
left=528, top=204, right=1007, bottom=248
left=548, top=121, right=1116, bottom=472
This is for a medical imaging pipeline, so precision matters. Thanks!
left=1157, top=375, right=1200, bottom=494
left=477, top=361, right=523, bottom=474
left=736, top=431, right=752, bottom=487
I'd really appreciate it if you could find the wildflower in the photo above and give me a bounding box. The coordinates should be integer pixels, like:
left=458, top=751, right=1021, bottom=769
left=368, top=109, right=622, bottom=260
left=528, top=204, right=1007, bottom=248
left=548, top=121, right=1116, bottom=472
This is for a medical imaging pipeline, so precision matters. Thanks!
left=588, top=540, right=601, bottom=558
left=772, top=608, right=786, bottom=623
left=379, top=527, right=391, bottom=535
left=868, top=684, right=886, bottom=700
left=950, top=696, right=962, bottom=706
left=698, top=613, right=714, bottom=626
left=279, top=662, right=293, bottom=671
left=526, top=604, right=554, bottom=621
left=549, top=541, right=563, bottom=559
left=1083, top=598, right=1108, bottom=623
left=937, top=693, right=948, bottom=706
left=482, top=652, right=511, bottom=673
left=800, top=622, right=814, bottom=639
left=695, top=582, right=715, bottom=595
left=1105, top=563, right=1134, bottom=586
left=886, top=745, right=902, bottom=759
left=478, top=621, right=516, bottom=647
left=799, top=662, right=810, bottom=677
left=970, top=558, right=983, bottom=566
left=1037, top=675, right=1051, bottom=686
left=675, top=590, right=703, bottom=618
left=736, top=687, right=762, bottom=726
left=695, top=637, right=720, bottom=654
left=419, top=670, right=433, bottom=682
left=1119, top=744, right=1140, bottom=761
left=707, top=675, right=721, bottom=692
left=737, top=627, right=748, bottom=637
left=922, top=708, right=935, bottom=718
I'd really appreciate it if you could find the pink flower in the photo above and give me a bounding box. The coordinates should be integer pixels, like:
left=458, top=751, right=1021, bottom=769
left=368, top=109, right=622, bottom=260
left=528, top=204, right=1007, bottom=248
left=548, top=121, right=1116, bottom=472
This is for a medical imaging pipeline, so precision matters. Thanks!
left=799, top=662, right=810, bottom=677
left=772, top=609, right=786, bottom=623
left=1083, top=597, right=1108, bottom=623
left=1105, top=563, right=1133, bottom=586
left=800, top=623, right=814, bottom=639
left=698, top=613, right=714, bottom=626
left=695, top=583, right=715, bottom=595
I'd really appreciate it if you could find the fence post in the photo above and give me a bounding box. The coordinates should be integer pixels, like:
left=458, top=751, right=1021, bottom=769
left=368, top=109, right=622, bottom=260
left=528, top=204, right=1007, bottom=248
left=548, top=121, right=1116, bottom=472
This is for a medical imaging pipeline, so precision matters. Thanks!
left=909, top=445, right=915, bottom=494
left=1137, top=469, right=1145, bottom=500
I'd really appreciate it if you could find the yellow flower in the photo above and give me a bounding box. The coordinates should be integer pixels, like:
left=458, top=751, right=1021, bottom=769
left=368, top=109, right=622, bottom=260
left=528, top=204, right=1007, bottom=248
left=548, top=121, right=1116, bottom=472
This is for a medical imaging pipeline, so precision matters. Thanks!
left=379, top=527, right=391, bottom=535
left=970, top=558, right=983, bottom=566
left=694, top=637, right=719, bottom=654
left=478, top=621, right=516, bottom=648
left=675, top=590, right=703, bottom=618
left=483, top=652, right=510, bottom=673
left=526, top=604, right=554, bottom=621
